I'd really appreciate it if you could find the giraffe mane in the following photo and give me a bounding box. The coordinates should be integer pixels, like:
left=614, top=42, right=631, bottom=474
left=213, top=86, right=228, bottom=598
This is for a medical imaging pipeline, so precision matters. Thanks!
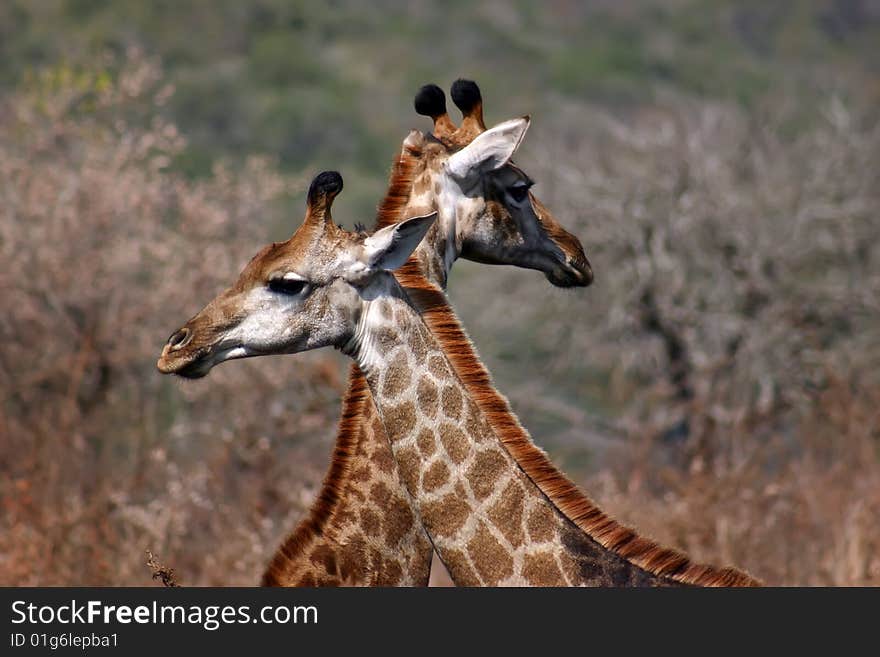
left=396, top=262, right=761, bottom=587
left=262, top=364, right=369, bottom=586
left=375, top=140, right=423, bottom=230
left=262, top=141, right=421, bottom=586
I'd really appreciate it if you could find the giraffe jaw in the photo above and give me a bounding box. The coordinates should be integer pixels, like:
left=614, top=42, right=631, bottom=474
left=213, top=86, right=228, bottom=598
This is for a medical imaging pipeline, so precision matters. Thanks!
left=157, top=344, right=251, bottom=379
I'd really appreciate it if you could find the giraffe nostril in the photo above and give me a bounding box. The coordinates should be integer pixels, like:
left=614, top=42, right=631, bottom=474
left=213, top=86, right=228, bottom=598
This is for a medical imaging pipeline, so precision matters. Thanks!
left=167, top=327, right=192, bottom=350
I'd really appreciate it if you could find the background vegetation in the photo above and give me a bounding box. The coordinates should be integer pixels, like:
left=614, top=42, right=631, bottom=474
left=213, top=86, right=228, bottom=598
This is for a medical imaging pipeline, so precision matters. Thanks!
left=1, top=0, right=878, bottom=585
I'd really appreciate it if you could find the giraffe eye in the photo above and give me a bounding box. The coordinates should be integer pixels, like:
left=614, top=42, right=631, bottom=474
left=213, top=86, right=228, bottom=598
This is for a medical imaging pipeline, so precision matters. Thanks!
left=508, top=182, right=532, bottom=203
left=268, top=278, right=308, bottom=296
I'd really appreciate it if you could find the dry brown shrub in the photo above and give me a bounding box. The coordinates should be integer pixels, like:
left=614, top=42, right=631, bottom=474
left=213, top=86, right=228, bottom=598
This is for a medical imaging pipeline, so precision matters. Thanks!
left=0, top=54, right=345, bottom=585
left=588, top=372, right=880, bottom=585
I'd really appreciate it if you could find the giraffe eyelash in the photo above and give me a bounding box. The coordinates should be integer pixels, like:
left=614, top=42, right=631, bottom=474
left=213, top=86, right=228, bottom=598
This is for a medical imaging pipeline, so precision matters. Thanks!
left=268, top=278, right=308, bottom=295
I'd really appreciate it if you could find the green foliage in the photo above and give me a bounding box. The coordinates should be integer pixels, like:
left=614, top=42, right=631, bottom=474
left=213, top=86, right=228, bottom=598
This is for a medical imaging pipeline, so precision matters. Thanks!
left=2, top=0, right=876, bottom=203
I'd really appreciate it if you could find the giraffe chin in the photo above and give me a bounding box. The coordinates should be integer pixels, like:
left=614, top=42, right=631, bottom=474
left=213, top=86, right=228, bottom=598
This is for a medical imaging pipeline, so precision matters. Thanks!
left=169, top=359, right=213, bottom=380
left=157, top=345, right=250, bottom=379
left=545, top=265, right=592, bottom=288
left=156, top=353, right=212, bottom=379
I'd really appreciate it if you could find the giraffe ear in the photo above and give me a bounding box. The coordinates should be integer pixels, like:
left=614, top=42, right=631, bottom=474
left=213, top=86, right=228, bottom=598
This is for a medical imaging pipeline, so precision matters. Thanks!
left=360, top=212, right=437, bottom=273
left=445, top=116, right=529, bottom=180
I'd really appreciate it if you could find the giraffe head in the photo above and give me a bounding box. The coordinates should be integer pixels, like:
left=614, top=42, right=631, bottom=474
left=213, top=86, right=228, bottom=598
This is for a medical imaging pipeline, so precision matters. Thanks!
left=157, top=171, right=434, bottom=379
left=399, top=80, right=592, bottom=288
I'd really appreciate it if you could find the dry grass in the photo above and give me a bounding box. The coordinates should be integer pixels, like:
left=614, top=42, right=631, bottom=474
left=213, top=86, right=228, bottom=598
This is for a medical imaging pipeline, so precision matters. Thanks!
left=2, top=56, right=878, bottom=585
left=588, top=373, right=880, bottom=585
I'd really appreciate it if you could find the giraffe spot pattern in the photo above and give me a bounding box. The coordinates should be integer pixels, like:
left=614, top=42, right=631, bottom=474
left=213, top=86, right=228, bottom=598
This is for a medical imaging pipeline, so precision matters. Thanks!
left=342, top=485, right=365, bottom=503
left=382, top=351, right=411, bottom=399
left=351, top=465, right=372, bottom=483
left=369, top=481, right=392, bottom=506
left=413, top=174, right=431, bottom=197
left=464, top=399, right=483, bottom=441
left=527, top=507, right=558, bottom=543
left=384, top=496, right=415, bottom=548
left=356, top=295, right=680, bottom=588
left=428, top=354, right=451, bottom=379
left=359, top=508, right=381, bottom=538
left=416, top=377, right=439, bottom=418
left=560, top=527, right=663, bottom=587
left=422, top=492, right=471, bottom=538
left=438, top=423, right=469, bottom=464
left=487, top=480, right=525, bottom=548
left=394, top=446, right=421, bottom=492
left=440, top=549, right=481, bottom=586
left=416, top=428, right=436, bottom=457
left=379, top=559, right=403, bottom=586
left=422, top=460, right=450, bottom=492
left=384, top=401, right=416, bottom=442
left=559, top=527, right=615, bottom=586
left=441, top=385, right=463, bottom=419
left=338, top=536, right=367, bottom=583
left=408, top=324, right=429, bottom=364
left=466, top=449, right=508, bottom=500
left=522, top=552, right=567, bottom=586
left=369, top=444, right=394, bottom=474
left=405, top=541, right=434, bottom=585
left=466, top=524, right=514, bottom=585
left=334, top=500, right=357, bottom=526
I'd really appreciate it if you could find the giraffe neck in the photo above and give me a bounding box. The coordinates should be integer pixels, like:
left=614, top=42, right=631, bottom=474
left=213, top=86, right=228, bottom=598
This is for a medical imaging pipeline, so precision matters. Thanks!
left=345, top=280, right=675, bottom=586
left=261, top=363, right=433, bottom=586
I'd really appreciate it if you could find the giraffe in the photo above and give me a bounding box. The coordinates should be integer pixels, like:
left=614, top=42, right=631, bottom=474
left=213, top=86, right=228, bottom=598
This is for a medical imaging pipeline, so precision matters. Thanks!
left=260, top=80, right=591, bottom=586
left=157, top=171, right=760, bottom=586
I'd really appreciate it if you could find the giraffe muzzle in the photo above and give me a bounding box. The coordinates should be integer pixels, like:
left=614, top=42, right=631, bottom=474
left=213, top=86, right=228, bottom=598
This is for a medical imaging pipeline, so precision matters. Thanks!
left=547, top=255, right=593, bottom=288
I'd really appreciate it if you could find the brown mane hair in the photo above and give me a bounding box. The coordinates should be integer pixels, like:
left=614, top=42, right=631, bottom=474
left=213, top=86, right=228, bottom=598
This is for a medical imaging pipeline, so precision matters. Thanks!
left=375, top=141, right=425, bottom=230
left=262, top=365, right=368, bottom=585
left=395, top=258, right=761, bottom=587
